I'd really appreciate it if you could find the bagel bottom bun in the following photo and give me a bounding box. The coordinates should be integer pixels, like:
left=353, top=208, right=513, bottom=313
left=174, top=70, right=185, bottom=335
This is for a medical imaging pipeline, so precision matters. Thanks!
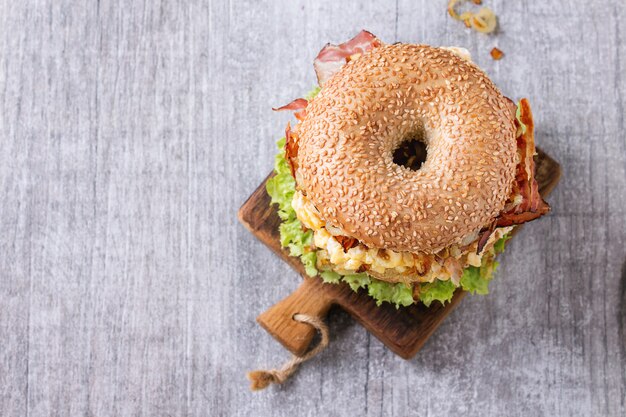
left=267, top=34, right=550, bottom=308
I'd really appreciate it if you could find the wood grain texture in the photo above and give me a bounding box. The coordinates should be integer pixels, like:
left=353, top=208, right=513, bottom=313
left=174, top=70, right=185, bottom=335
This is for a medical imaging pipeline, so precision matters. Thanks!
left=240, top=150, right=561, bottom=360
left=0, top=1, right=624, bottom=416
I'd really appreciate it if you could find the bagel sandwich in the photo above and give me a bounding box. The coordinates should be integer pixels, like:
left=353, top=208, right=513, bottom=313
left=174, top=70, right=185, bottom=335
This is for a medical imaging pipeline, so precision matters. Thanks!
left=266, top=31, right=550, bottom=308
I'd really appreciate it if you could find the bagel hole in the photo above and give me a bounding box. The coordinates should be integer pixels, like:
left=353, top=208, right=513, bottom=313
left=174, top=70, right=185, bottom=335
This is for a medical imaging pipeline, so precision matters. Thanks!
left=393, top=138, right=428, bottom=171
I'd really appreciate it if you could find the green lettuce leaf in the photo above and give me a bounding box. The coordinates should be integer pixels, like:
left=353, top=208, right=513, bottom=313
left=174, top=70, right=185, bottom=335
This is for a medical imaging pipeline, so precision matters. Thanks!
left=459, top=235, right=508, bottom=295
left=494, top=233, right=511, bottom=254
left=460, top=266, right=489, bottom=295
left=266, top=136, right=318, bottom=277
left=341, top=273, right=370, bottom=291
left=300, top=252, right=318, bottom=277
left=368, top=280, right=414, bottom=308
left=320, top=270, right=342, bottom=284
left=459, top=261, right=500, bottom=295
left=418, top=280, right=457, bottom=307
left=264, top=87, right=323, bottom=278
left=305, top=87, right=321, bottom=100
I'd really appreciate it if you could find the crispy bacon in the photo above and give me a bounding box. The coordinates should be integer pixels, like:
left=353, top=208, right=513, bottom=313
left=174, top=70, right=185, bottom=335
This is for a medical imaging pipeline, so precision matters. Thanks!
left=476, top=220, right=497, bottom=254
left=313, top=30, right=383, bottom=87
left=272, top=98, right=308, bottom=121
left=496, top=99, right=550, bottom=227
left=335, top=235, right=359, bottom=251
left=284, top=122, right=299, bottom=177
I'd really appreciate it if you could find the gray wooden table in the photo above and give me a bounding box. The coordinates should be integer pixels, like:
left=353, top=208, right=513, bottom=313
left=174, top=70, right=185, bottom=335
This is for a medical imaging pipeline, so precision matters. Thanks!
left=0, top=1, right=624, bottom=416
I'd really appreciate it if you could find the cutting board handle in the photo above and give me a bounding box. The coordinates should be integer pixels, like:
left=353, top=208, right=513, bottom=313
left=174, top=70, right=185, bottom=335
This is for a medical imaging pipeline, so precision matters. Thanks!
left=257, top=277, right=333, bottom=356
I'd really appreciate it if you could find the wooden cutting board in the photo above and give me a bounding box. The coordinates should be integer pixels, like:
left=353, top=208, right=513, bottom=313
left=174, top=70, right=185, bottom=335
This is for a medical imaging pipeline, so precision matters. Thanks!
left=238, top=148, right=561, bottom=359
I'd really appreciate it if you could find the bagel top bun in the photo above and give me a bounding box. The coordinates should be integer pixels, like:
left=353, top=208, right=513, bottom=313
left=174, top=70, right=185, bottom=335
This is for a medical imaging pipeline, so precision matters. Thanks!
left=291, top=43, right=518, bottom=254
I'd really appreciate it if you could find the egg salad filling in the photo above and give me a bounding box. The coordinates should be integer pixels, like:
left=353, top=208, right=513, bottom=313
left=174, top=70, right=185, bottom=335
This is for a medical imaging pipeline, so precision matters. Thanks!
left=292, top=190, right=512, bottom=284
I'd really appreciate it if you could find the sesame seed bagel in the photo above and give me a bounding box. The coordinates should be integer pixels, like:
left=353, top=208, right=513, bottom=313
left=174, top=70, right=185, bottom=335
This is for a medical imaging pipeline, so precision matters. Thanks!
left=291, top=43, right=518, bottom=254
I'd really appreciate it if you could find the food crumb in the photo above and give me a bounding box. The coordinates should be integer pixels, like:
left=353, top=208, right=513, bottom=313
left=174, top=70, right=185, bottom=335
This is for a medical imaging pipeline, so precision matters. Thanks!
left=448, top=0, right=497, bottom=34
left=490, top=47, right=504, bottom=60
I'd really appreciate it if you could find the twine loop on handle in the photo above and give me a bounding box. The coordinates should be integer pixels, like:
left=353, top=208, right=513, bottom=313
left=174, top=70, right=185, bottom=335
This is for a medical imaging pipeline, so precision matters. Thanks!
left=247, top=313, right=329, bottom=391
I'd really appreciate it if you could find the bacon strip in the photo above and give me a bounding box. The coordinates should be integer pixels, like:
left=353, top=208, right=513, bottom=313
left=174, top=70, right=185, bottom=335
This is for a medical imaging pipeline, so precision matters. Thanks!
left=284, top=122, right=299, bottom=177
left=476, top=220, right=497, bottom=254
left=272, top=98, right=308, bottom=121
left=313, top=30, right=382, bottom=87
left=275, top=31, right=382, bottom=127
left=496, top=99, right=550, bottom=227
left=335, top=235, right=359, bottom=251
